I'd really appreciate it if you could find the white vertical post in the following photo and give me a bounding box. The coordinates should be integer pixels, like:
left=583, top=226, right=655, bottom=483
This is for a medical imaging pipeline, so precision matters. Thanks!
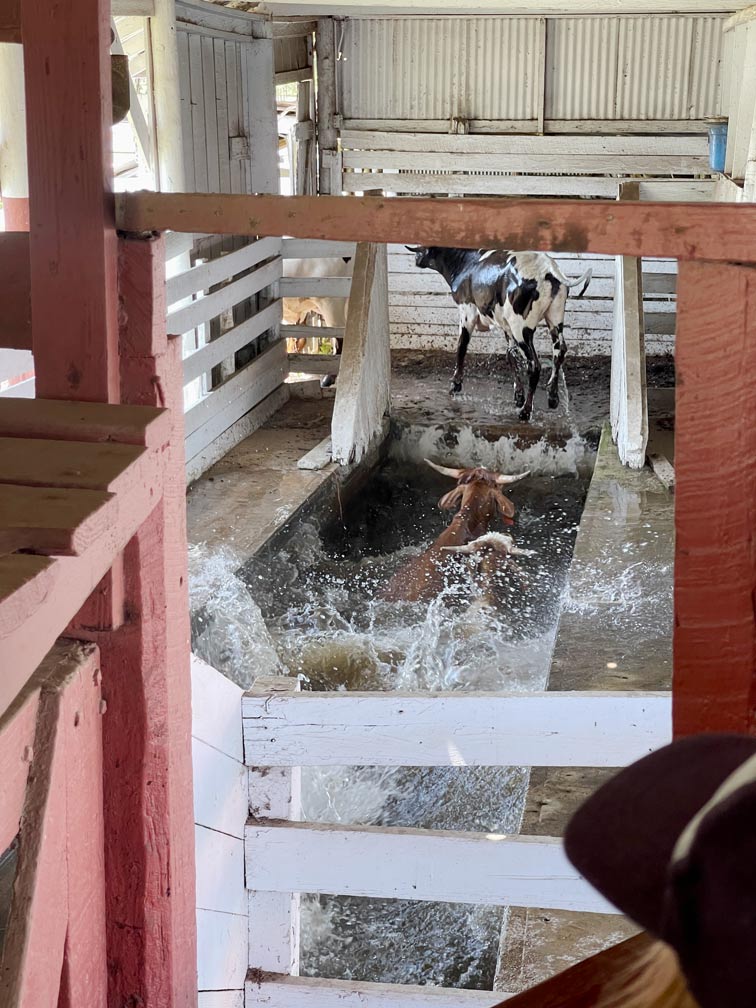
left=247, top=675, right=301, bottom=975
left=148, top=0, right=186, bottom=192
left=610, top=181, right=648, bottom=469
left=0, top=44, right=29, bottom=229
left=316, top=18, right=338, bottom=194
left=331, top=243, right=390, bottom=466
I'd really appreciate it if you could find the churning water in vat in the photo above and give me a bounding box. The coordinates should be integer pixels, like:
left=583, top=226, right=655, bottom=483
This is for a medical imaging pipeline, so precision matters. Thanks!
left=189, top=426, right=594, bottom=989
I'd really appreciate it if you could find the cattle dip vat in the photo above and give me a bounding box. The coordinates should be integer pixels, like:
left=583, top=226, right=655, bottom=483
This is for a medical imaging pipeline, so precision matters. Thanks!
left=189, top=414, right=599, bottom=990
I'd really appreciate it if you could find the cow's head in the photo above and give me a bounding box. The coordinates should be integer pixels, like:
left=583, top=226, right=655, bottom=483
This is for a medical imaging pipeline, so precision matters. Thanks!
left=425, top=459, right=529, bottom=524
left=405, top=245, right=437, bottom=270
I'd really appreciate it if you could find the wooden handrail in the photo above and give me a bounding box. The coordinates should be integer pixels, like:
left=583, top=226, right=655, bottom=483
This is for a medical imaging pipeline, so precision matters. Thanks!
left=116, top=192, right=756, bottom=264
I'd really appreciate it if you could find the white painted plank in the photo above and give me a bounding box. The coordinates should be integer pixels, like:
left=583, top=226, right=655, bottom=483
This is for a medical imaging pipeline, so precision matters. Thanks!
left=282, top=238, right=356, bottom=258
left=242, top=690, right=671, bottom=768
left=201, top=35, right=221, bottom=193
left=279, top=276, right=351, bottom=298
left=188, top=31, right=209, bottom=192
left=198, top=992, right=243, bottom=1008
left=197, top=908, right=248, bottom=991
left=341, top=173, right=621, bottom=197
left=297, top=436, right=332, bottom=470
left=344, top=117, right=713, bottom=135
left=196, top=824, right=246, bottom=916
left=283, top=324, right=345, bottom=341
left=341, top=129, right=710, bottom=156
left=191, top=652, right=245, bottom=762
left=287, top=353, right=340, bottom=376
left=184, top=342, right=287, bottom=456
left=184, top=301, right=282, bottom=385
left=245, top=822, right=617, bottom=914
left=167, top=236, right=281, bottom=304
left=343, top=150, right=710, bottom=174
left=193, top=737, right=247, bottom=838
left=245, top=975, right=508, bottom=1006
left=389, top=333, right=674, bottom=357
left=168, top=258, right=282, bottom=335
left=248, top=676, right=301, bottom=976
left=186, top=385, right=289, bottom=484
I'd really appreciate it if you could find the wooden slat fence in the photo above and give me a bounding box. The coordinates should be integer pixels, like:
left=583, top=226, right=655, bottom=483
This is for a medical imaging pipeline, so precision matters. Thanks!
left=165, top=235, right=286, bottom=481
left=387, top=245, right=677, bottom=357
left=241, top=676, right=673, bottom=1003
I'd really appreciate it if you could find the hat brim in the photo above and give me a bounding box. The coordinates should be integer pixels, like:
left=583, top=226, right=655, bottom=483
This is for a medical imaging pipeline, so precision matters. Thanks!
left=564, top=733, right=756, bottom=935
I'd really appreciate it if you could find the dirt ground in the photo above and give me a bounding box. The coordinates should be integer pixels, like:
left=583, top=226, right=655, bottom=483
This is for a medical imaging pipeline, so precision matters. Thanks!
left=390, top=349, right=674, bottom=440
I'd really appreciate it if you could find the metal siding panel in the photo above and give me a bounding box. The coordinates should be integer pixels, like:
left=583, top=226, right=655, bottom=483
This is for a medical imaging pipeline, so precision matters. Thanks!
left=342, top=17, right=541, bottom=121
left=545, top=18, right=618, bottom=120
left=689, top=17, right=724, bottom=117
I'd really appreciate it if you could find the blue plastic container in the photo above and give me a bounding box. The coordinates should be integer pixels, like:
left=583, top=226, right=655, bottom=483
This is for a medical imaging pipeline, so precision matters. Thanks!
left=707, top=120, right=728, bottom=173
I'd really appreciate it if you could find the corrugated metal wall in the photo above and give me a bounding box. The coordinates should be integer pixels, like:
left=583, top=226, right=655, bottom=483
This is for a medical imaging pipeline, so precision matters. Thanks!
left=341, top=15, right=724, bottom=124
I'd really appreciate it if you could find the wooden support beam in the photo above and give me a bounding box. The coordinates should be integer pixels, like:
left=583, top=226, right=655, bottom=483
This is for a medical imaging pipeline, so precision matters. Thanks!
left=331, top=242, right=390, bottom=465
left=0, top=397, right=170, bottom=448
left=0, top=642, right=106, bottom=1008
left=673, top=260, right=756, bottom=736
left=94, top=235, right=197, bottom=1008
left=315, top=18, right=337, bottom=194
left=116, top=192, right=756, bottom=264
left=0, top=232, right=31, bottom=350
left=0, top=677, right=40, bottom=853
left=22, top=0, right=119, bottom=401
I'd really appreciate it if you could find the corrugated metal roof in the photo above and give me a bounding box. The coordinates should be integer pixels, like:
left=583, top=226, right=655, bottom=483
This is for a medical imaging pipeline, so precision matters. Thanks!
left=341, top=17, right=540, bottom=121
left=342, top=14, right=725, bottom=123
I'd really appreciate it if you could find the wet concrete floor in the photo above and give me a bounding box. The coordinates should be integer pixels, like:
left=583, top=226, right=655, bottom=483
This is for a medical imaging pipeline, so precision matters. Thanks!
left=495, top=421, right=674, bottom=993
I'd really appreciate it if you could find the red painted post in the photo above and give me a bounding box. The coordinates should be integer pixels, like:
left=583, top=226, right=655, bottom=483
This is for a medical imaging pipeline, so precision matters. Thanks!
left=20, top=0, right=119, bottom=402
left=673, top=260, right=756, bottom=736
left=94, top=235, right=197, bottom=1007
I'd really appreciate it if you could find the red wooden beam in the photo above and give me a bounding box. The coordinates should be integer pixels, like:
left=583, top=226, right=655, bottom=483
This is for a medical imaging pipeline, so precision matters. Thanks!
left=0, top=0, right=20, bottom=43
left=0, top=684, right=39, bottom=853
left=0, top=648, right=75, bottom=1005
left=94, top=235, right=197, bottom=1008
left=0, top=232, right=31, bottom=350
left=116, top=191, right=756, bottom=263
left=0, top=444, right=166, bottom=715
left=21, top=0, right=119, bottom=401
left=673, top=260, right=756, bottom=736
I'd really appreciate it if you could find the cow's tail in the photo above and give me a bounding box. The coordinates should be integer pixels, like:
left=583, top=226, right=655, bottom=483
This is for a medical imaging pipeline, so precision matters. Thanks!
left=565, top=267, right=592, bottom=299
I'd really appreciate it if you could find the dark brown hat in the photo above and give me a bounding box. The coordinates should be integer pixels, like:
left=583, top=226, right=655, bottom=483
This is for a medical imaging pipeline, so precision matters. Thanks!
left=564, top=733, right=756, bottom=1008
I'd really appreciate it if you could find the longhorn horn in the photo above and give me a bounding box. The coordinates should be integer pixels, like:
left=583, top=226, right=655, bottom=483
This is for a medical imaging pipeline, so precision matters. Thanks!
left=442, top=532, right=536, bottom=557
left=495, top=470, right=530, bottom=486
left=425, top=458, right=463, bottom=479
left=405, top=245, right=423, bottom=253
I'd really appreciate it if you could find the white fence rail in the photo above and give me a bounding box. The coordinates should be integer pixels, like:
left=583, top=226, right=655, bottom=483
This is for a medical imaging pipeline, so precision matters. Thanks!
left=245, top=821, right=617, bottom=913
left=165, top=233, right=286, bottom=480
left=242, top=690, right=671, bottom=767
left=246, top=975, right=507, bottom=1007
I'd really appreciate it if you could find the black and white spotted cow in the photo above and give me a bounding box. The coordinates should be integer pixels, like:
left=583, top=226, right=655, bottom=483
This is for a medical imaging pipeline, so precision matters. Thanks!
left=406, top=246, right=592, bottom=421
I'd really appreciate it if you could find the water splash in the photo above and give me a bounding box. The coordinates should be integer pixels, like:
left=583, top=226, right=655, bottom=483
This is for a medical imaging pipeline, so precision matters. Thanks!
left=188, top=543, right=284, bottom=688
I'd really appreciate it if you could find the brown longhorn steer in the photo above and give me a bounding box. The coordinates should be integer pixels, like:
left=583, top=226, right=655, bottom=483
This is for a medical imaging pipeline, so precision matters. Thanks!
left=382, top=460, right=529, bottom=603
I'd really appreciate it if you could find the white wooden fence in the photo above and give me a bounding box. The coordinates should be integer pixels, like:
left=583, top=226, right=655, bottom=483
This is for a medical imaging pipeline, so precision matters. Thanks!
left=242, top=679, right=672, bottom=1006
left=165, top=233, right=287, bottom=481
left=191, top=654, right=249, bottom=1008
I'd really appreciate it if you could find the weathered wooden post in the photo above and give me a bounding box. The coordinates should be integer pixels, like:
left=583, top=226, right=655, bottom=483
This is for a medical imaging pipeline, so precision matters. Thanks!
left=610, top=181, right=648, bottom=469
left=331, top=242, right=391, bottom=465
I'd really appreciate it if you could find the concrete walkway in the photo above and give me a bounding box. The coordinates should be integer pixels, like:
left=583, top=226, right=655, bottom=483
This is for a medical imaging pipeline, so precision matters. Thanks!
left=495, top=424, right=674, bottom=993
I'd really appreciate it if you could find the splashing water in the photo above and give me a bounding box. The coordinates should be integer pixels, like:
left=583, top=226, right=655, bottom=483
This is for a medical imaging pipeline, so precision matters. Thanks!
left=189, top=427, right=595, bottom=988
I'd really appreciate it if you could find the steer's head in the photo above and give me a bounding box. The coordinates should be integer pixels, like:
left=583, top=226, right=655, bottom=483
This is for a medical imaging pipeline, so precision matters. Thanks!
left=425, top=459, right=529, bottom=524
left=405, top=245, right=436, bottom=270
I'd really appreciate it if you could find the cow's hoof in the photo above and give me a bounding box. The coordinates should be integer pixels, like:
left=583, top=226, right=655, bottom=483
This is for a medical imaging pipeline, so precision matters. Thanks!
left=548, top=393, right=559, bottom=409
left=514, top=391, right=525, bottom=409
left=320, top=374, right=337, bottom=389
left=450, top=380, right=463, bottom=395
left=518, top=407, right=532, bottom=423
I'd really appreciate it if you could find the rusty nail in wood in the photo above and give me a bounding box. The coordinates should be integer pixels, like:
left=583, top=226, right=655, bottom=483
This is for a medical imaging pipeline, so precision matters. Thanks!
left=23, top=746, right=33, bottom=763
left=99, top=699, right=108, bottom=716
